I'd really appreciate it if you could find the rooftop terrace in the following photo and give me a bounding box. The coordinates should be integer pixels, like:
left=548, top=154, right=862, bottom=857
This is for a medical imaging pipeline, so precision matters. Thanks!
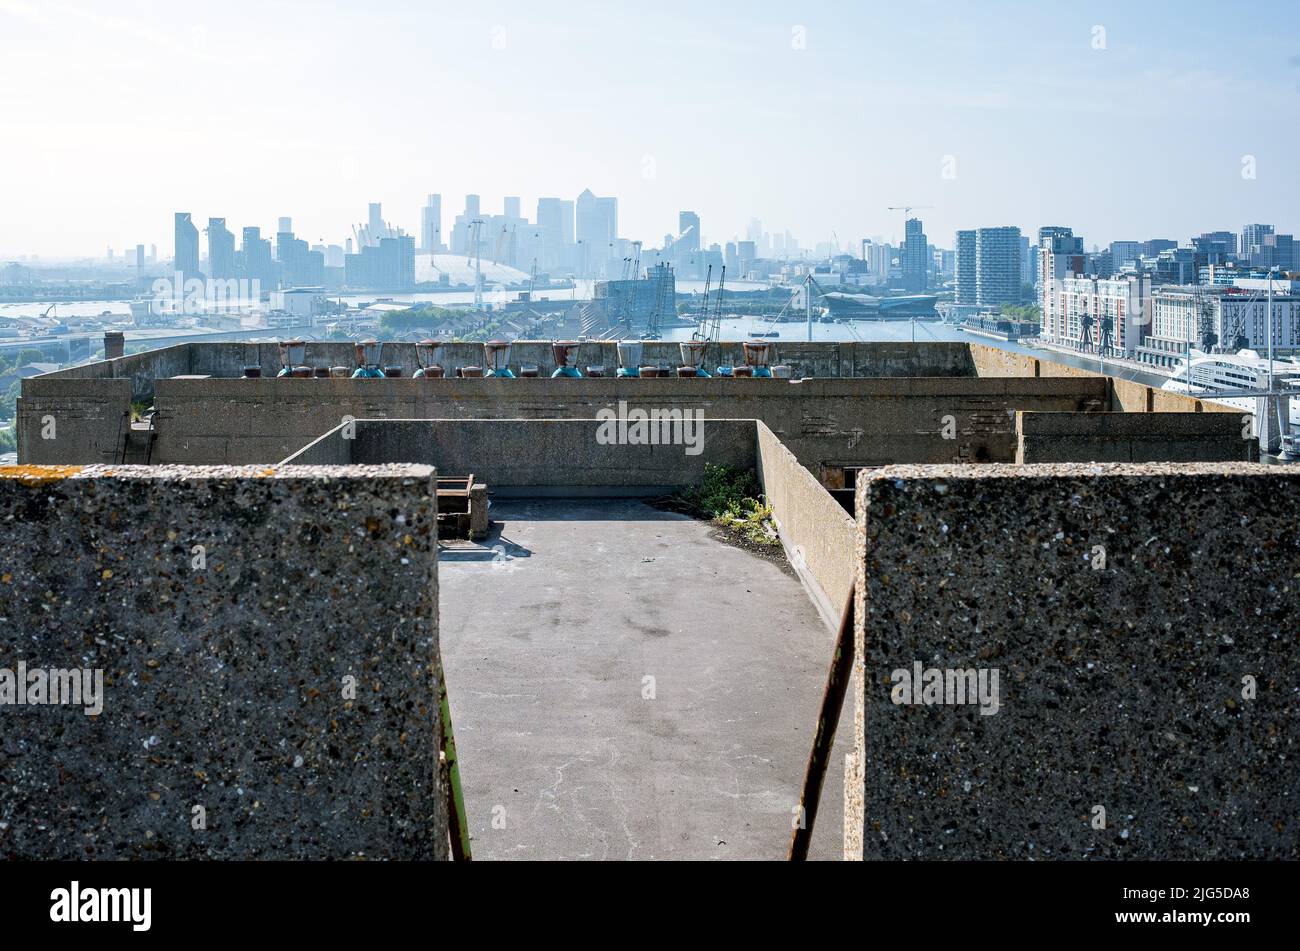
left=440, top=498, right=847, bottom=859
left=2, top=340, right=1292, bottom=862
left=18, top=340, right=1254, bottom=470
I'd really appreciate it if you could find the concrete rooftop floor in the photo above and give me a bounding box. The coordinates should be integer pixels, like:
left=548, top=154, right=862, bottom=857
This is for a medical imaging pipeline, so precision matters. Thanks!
left=438, top=498, right=850, bottom=860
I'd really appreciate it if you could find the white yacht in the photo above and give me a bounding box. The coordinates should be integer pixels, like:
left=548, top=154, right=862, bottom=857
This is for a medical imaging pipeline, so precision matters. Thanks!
left=1161, top=349, right=1300, bottom=426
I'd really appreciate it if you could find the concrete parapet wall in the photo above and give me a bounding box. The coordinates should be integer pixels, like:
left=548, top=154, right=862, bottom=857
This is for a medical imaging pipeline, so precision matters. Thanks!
left=285, top=418, right=758, bottom=495
left=756, top=421, right=856, bottom=630
left=22, top=340, right=1242, bottom=470
left=1016, top=411, right=1258, bottom=463
left=969, top=343, right=1236, bottom=417
left=15, top=378, right=132, bottom=465
left=0, top=464, right=447, bottom=860
left=847, top=462, right=1299, bottom=860
left=34, top=344, right=192, bottom=403
left=183, top=339, right=977, bottom=381
left=969, top=343, right=1043, bottom=378
left=148, top=375, right=1105, bottom=468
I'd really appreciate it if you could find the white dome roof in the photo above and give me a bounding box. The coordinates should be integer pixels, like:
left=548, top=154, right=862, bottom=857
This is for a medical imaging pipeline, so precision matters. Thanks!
left=417, top=253, right=530, bottom=286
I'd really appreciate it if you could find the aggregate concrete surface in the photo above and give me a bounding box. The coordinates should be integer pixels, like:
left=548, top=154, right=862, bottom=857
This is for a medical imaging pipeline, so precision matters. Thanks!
left=0, top=464, right=446, bottom=859
left=849, top=462, right=1299, bottom=859
left=439, top=498, right=848, bottom=860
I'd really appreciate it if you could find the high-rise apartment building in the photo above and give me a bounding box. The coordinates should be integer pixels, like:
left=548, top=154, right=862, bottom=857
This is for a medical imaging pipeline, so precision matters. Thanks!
left=1039, top=226, right=1085, bottom=345
left=954, top=230, right=977, bottom=304
left=901, top=218, right=929, bottom=292
left=974, top=226, right=1021, bottom=306
left=1241, top=223, right=1273, bottom=263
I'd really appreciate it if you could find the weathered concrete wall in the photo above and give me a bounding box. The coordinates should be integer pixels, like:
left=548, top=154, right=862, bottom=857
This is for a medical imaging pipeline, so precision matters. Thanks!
left=756, top=421, right=856, bottom=630
left=1108, top=374, right=1240, bottom=416
left=1016, top=411, right=1258, bottom=463
left=286, top=418, right=758, bottom=495
left=27, top=340, right=1241, bottom=470
left=846, top=463, right=1299, bottom=860
left=146, top=375, right=1105, bottom=469
left=15, top=341, right=981, bottom=466
left=185, top=339, right=977, bottom=380
left=0, top=464, right=447, bottom=860
left=969, top=343, right=1044, bottom=378
left=32, top=344, right=192, bottom=403
left=15, top=378, right=132, bottom=465
left=970, top=343, right=1238, bottom=417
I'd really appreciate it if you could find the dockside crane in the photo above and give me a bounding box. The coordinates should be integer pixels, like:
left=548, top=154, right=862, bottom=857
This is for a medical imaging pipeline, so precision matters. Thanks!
left=626, top=241, right=643, bottom=333
left=707, top=265, right=726, bottom=342
left=645, top=263, right=670, bottom=340
left=693, top=265, right=713, bottom=340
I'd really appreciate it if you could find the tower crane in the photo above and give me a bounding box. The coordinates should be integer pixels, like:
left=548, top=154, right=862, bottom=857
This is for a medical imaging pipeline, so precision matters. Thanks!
left=886, top=205, right=934, bottom=241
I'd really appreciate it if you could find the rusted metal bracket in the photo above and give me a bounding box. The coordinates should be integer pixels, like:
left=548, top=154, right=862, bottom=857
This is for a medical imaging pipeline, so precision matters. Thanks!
left=436, top=656, right=473, bottom=861
left=788, top=586, right=855, bottom=861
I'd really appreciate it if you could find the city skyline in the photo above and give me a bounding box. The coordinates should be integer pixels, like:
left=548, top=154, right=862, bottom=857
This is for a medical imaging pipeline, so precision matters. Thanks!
left=2, top=0, right=1298, bottom=258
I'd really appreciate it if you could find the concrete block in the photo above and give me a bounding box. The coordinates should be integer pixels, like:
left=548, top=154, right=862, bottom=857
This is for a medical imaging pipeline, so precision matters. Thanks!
left=847, top=462, right=1300, bottom=860
left=469, top=483, right=488, bottom=540
left=0, top=464, right=447, bottom=860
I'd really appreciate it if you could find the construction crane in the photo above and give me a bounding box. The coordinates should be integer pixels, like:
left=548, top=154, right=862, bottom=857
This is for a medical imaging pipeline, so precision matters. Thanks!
left=626, top=241, right=642, bottom=333
left=645, top=264, right=669, bottom=340
left=887, top=205, right=934, bottom=219
left=886, top=205, right=934, bottom=242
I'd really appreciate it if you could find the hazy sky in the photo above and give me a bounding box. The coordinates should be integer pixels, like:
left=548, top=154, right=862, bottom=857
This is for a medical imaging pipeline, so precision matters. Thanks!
left=1, top=0, right=1297, bottom=259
